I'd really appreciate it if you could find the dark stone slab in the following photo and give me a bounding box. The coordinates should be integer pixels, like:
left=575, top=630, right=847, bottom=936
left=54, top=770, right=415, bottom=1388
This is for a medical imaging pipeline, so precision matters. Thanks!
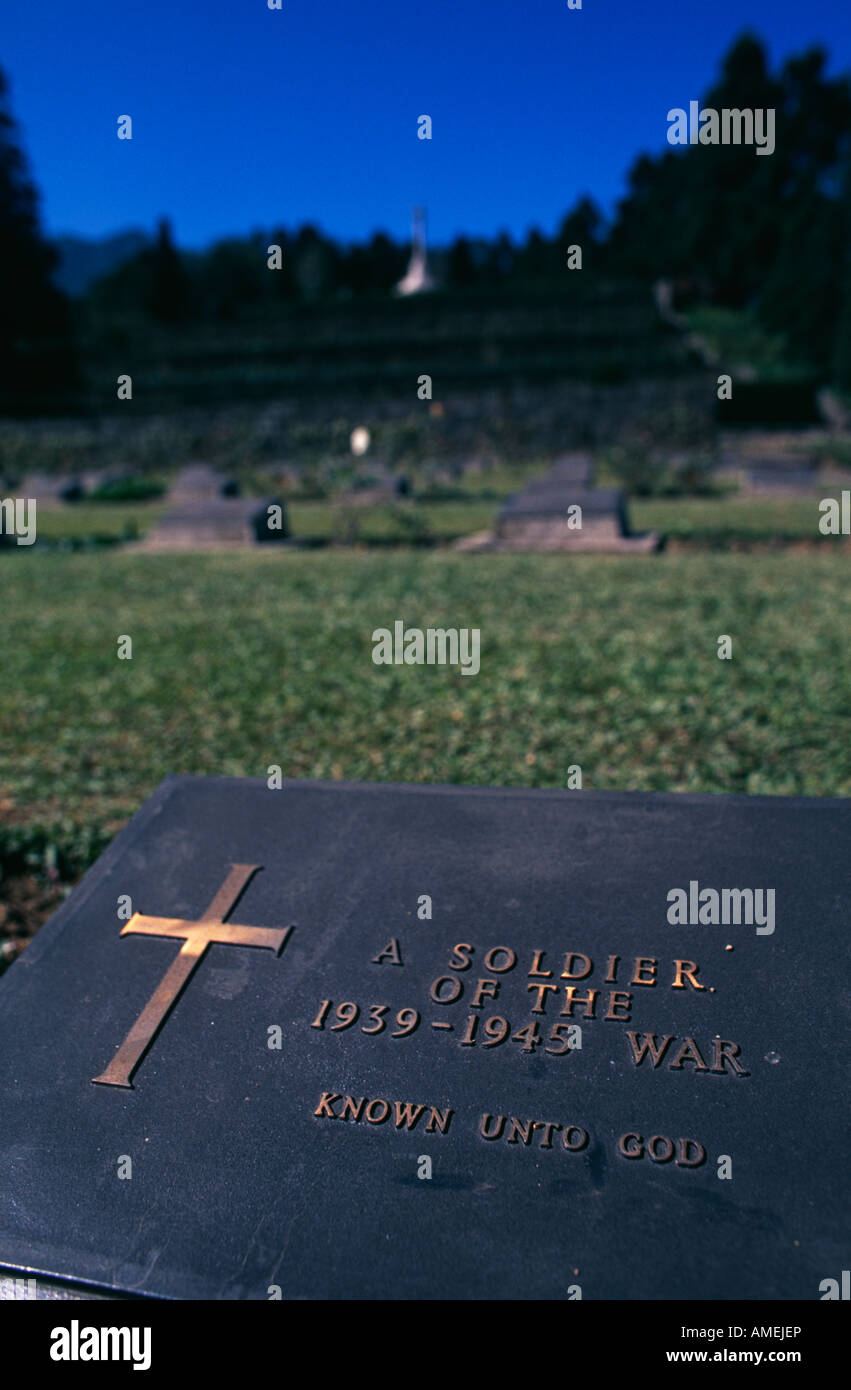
left=719, top=454, right=822, bottom=493
left=487, top=475, right=661, bottom=550
left=18, top=473, right=69, bottom=502
left=720, top=453, right=819, bottom=474
left=0, top=777, right=847, bottom=1300
left=744, top=467, right=821, bottom=492
left=251, top=498, right=289, bottom=541
left=143, top=498, right=288, bottom=548
left=499, top=486, right=624, bottom=517
left=17, top=473, right=88, bottom=503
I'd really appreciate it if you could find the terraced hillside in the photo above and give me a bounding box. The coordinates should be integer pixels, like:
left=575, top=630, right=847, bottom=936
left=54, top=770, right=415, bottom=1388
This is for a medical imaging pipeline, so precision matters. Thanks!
left=80, top=277, right=708, bottom=414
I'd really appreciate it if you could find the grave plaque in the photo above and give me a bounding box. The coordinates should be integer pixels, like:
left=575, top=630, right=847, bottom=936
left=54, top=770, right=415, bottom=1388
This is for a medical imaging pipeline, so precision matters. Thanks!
left=141, top=497, right=288, bottom=549
left=494, top=484, right=659, bottom=552
left=0, top=776, right=847, bottom=1300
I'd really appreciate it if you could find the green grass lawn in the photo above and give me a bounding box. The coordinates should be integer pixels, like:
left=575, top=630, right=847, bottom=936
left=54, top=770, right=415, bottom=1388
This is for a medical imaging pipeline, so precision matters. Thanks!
left=32, top=499, right=497, bottom=547
left=288, top=499, right=497, bottom=544
left=631, top=495, right=842, bottom=543
left=32, top=490, right=845, bottom=549
left=32, top=503, right=167, bottom=543
left=1, top=550, right=848, bottom=870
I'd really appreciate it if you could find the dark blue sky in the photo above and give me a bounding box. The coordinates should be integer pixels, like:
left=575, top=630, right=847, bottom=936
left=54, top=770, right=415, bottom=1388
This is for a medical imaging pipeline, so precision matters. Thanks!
left=2, top=0, right=848, bottom=248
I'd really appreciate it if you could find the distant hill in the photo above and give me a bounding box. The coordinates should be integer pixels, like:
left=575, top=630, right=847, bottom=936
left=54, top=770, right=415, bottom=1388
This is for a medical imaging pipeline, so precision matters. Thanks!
left=50, top=230, right=150, bottom=296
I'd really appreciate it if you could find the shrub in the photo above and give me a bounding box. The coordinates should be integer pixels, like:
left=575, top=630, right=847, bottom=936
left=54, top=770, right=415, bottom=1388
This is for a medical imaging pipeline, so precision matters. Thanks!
left=89, top=475, right=166, bottom=502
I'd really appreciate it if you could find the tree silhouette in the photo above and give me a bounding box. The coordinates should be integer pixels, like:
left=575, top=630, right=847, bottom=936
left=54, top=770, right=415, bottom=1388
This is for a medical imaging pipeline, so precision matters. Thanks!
left=447, top=235, right=477, bottom=287
left=0, top=65, right=77, bottom=413
left=146, top=218, right=192, bottom=323
left=608, top=33, right=851, bottom=375
left=832, top=153, right=851, bottom=390
left=558, top=197, right=604, bottom=262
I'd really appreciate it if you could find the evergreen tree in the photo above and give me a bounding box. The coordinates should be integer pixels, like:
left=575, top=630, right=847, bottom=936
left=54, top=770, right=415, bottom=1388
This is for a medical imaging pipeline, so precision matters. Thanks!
left=832, top=154, right=851, bottom=390
left=519, top=226, right=559, bottom=280
left=608, top=34, right=851, bottom=372
left=558, top=196, right=604, bottom=266
left=0, top=65, right=77, bottom=413
left=146, top=218, right=192, bottom=323
left=290, top=223, right=340, bottom=300
left=195, top=234, right=266, bottom=322
left=446, top=235, right=477, bottom=287
left=486, top=230, right=516, bottom=281
left=340, top=231, right=405, bottom=296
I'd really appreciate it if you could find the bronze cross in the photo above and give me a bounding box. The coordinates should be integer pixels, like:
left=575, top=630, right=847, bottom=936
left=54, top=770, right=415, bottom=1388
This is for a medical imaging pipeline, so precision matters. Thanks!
left=92, top=864, right=291, bottom=1089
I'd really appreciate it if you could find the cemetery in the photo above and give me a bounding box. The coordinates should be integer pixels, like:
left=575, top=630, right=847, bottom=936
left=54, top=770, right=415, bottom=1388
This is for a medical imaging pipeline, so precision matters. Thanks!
left=0, top=5, right=848, bottom=1325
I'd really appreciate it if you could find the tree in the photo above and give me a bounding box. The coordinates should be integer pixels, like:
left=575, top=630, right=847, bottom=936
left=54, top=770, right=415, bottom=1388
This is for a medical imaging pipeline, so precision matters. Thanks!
left=485, top=229, right=516, bottom=282
left=146, top=218, right=192, bottom=323
left=832, top=153, right=851, bottom=390
left=558, top=196, right=604, bottom=264
left=519, top=226, right=559, bottom=280
left=290, top=224, right=341, bottom=300
left=0, top=65, right=77, bottom=413
left=194, top=234, right=266, bottom=321
left=760, top=190, right=842, bottom=370
left=340, top=230, right=405, bottom=296
left=87, top=217, right=194, bottom=324
left=446, top=235, right=477, bottom=287
left=607, top=33, right=851, bottom=372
